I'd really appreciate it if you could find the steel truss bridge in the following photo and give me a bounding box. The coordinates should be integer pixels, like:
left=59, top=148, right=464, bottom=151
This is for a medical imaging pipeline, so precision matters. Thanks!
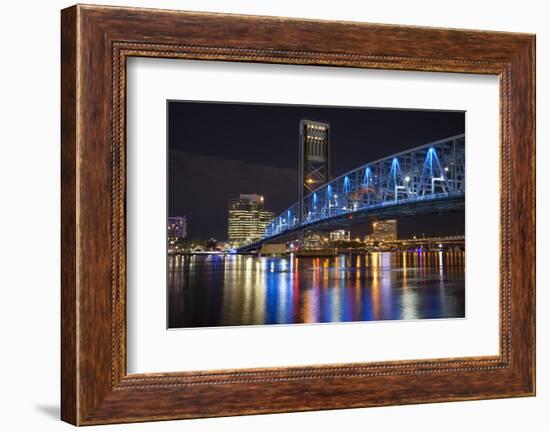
left=237, top=134, right=465, bottom=253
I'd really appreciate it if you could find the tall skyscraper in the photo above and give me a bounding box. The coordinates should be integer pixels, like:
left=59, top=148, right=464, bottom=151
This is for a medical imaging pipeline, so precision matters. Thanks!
left=365, top=219, right=398, bottom=243
left=299, top=120, right=330, bottom=222
left=167, top=216, right=187, bottom=244
left=228, top=194, right=275, bottom=246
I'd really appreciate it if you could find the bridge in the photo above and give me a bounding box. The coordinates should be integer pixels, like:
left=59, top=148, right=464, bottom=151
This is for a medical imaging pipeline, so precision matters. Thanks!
left=237, top=133, right=465, bottom=253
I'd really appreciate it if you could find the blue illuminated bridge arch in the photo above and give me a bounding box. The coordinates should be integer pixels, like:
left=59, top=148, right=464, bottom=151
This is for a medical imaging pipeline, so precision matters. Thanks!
left=238, top=134, right=465, bottom=252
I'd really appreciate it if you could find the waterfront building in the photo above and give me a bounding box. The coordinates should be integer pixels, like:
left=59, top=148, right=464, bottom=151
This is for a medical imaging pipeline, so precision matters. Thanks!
left=302, top=231, right=325, bottom=249
left=167, top=216, right=187, bottom=243
left=365, top=219, right=397, bottom=243
left=228, top=194, right=275, bottom=247
left=329, top=229, right=351, bottom=242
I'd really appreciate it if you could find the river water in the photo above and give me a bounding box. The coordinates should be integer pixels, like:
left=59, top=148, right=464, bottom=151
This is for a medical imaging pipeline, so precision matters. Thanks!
left=168, top=251, right=465, bottom=328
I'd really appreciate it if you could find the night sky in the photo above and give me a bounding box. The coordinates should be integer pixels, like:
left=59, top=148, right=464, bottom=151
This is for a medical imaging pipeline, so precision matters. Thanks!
left=168, top=101, right=465, bottom=241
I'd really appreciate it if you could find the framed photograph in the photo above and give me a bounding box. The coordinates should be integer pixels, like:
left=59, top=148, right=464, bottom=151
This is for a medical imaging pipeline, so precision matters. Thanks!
left=165, top=101, right=466, bottom=330
left=61, top=4, right=535, bottom=425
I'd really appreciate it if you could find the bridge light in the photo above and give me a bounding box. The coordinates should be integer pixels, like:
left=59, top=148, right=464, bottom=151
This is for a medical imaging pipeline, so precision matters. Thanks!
left=306, top=178, right=314, bottom=184
left=405, top=176, right=410, bottom=182
left=444, top=166, right=449, bottom=172
left=438, top=244, right=443, bottom=248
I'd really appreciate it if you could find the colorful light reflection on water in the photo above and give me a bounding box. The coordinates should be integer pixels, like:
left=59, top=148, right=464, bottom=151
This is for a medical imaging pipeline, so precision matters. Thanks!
left=168, top=251, right=465, bottom=328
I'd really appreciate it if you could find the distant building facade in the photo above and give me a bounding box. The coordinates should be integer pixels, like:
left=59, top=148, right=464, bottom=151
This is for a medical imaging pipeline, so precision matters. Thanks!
left=365, top=219, right=397, bottom=243
left=228, top=194, right=275, bottom=246
left=329, top=229, right=351, bottom=242
left=302, top=231, right=324, bottom=249
left=168, top=216, right=187, bottom=243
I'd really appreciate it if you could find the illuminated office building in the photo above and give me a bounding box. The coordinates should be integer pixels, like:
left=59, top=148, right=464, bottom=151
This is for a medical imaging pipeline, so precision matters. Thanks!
left=167, top=216, right=187, bottom=244
left=329, top=229, right=351, bottom=242
left=365, top=219, right=397, bottom=243
left=228, top=194, right=275, bottom=246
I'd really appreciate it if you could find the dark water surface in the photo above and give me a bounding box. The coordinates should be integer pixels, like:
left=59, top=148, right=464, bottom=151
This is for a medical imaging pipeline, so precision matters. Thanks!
left=168, top=251, right=465, bottom=328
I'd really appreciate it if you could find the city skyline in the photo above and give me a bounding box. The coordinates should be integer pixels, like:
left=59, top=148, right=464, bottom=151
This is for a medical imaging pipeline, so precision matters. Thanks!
left=168, top=101, right=465, bottom=241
